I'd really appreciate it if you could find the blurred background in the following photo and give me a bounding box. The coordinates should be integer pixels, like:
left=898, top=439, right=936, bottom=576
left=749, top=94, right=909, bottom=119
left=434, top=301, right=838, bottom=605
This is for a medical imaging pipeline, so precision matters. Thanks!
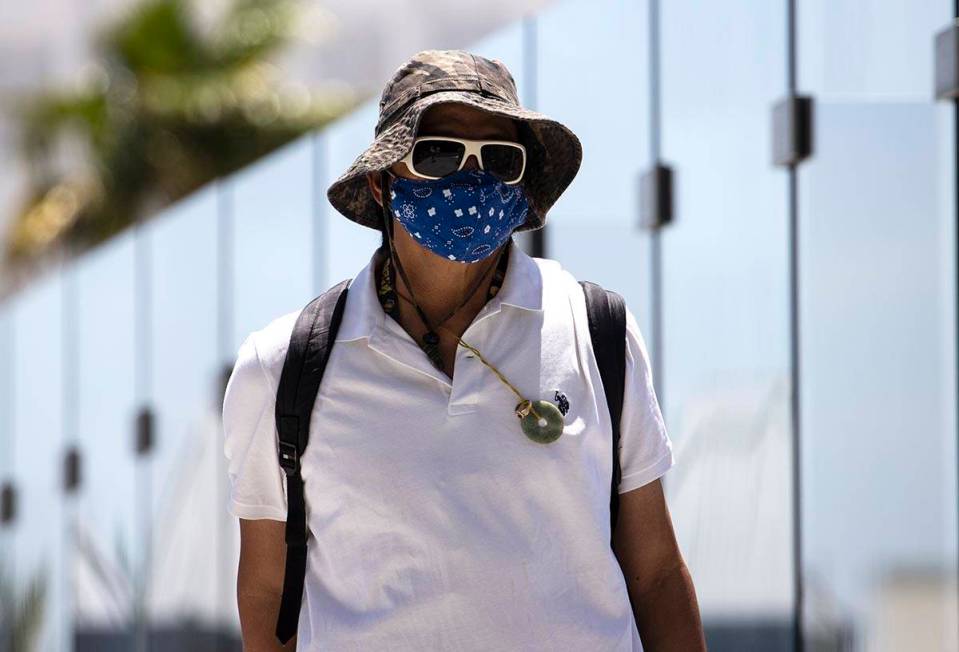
left=0, top=0, right=956, bottom=650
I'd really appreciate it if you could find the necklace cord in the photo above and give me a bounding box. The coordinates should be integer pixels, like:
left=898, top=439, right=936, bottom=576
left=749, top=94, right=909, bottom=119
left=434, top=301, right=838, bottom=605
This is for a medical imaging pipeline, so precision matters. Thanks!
left=378, top=170, right=541, bottom=422
left=385, top=245, right=504, bottom=329
left=380, top=171, right=434, bottom=332
left=435, top=324, right=542, bottom=421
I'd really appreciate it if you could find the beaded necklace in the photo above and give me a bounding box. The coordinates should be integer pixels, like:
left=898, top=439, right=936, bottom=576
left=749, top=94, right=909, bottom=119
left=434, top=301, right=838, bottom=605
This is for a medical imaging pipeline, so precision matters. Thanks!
left=377, top=171, right=565, bottom=444
left=376, top=240, right=510, bottom=368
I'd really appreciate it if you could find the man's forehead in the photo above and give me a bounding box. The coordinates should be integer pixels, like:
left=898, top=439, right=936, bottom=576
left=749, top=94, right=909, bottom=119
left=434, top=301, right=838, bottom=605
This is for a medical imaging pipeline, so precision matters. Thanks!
left=417, top=103, right=517, bottom=139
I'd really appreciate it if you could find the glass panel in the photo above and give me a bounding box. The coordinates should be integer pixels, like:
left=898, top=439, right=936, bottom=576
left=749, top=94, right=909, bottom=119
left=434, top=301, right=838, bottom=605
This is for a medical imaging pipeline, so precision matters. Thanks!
left=538, top=0, right=649, bottom=226
left=798, top=4, right=957, bottom=647
left=659, top=1, right=793, bottom=649
left=231, top=136, right=316, bottom=348
left=145, top=185, right=239, bottom=646
left=0, top=300, right=11, bottom=650
left=74, top=233, right=139, bottom=648
left=0, top=302, right=11, bottom=478
left=537, top=0, right=654, bottom=333
left=798, top=1, right=946, bottom=101
left=7, top=273, right=66, bottom=651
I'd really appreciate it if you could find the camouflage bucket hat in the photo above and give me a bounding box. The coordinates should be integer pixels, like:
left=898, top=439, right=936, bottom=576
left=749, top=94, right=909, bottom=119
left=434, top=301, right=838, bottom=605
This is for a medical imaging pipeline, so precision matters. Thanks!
left=327, top=49, right=582, bottom=232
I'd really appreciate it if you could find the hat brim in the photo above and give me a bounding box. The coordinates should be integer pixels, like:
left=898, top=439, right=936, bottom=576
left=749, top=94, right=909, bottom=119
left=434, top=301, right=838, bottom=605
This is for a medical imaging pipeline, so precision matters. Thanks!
left=326, top=90, right=582, bottom=232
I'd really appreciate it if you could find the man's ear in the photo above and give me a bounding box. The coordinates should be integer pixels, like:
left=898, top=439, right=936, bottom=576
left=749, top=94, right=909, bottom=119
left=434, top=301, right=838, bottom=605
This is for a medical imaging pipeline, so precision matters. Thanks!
left=367, top=172, right=383, bottom=207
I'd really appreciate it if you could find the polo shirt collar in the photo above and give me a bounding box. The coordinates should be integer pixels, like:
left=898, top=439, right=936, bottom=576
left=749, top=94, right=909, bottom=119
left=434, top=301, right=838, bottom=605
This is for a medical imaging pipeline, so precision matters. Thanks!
left=334, top=239, right=543, bottom=344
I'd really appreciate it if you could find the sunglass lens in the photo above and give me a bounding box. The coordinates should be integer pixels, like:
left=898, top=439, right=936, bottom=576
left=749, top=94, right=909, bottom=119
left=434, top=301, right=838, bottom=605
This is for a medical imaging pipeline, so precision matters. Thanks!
left=481, top=144, right=524, bottom=183
left=411, top=140, right=465, bottom=177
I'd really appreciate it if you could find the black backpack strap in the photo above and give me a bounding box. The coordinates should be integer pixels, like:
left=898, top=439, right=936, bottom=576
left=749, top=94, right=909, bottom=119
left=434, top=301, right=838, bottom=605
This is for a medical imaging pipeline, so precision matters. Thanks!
left=274, top=278, right=351, bottom=644
left=579, top=280, right=627, bottom=547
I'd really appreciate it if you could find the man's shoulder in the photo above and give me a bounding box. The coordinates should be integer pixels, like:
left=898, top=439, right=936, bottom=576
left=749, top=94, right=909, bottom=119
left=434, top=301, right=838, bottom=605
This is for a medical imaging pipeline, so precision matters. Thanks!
left=245, top=280, right=356, bottom=384
left=244, top=306, right=303, bottom=387
left=529, top=254, right=588, bottom=301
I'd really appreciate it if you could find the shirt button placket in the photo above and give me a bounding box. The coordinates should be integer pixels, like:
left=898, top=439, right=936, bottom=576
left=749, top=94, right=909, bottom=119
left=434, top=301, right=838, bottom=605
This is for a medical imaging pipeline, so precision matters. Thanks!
left=448, top=343, right=481, bottom=415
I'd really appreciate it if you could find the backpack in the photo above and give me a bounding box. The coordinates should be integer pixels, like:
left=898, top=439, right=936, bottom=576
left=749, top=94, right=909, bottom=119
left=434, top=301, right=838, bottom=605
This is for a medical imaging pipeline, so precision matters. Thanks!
left=272, top=278, right=626, bottom=644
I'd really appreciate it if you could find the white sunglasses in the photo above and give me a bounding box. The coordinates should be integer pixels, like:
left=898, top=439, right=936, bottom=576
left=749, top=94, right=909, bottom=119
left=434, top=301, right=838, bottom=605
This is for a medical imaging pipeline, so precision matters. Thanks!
left=399, top=136, right=527, bottom=185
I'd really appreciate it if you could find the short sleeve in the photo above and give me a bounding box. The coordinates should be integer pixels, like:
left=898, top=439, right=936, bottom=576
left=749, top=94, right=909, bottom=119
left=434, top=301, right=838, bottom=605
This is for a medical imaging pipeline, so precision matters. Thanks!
left=222, top=331, right=288, bottom=520
left=617, top=306, right=675, bottom=494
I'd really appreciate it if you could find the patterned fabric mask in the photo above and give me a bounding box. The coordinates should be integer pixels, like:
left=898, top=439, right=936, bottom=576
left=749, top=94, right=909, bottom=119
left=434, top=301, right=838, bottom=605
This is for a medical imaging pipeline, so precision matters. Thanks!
left=388, top=168, right=529, bottom=263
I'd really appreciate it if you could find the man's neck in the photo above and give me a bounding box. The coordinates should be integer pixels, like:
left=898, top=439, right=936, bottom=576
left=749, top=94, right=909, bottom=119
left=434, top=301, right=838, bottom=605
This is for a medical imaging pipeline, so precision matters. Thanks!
left=381, top=229, right=507, bottom=339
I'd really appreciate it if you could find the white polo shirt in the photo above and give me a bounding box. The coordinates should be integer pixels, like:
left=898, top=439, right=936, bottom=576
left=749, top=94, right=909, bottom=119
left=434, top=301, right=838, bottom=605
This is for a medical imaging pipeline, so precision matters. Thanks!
left=222, top=240, right=674, bottom=651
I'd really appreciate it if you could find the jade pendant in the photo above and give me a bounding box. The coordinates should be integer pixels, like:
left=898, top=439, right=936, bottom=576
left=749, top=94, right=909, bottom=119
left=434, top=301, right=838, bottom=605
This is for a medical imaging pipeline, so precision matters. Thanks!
left=516, top=400, right=565, bottom=444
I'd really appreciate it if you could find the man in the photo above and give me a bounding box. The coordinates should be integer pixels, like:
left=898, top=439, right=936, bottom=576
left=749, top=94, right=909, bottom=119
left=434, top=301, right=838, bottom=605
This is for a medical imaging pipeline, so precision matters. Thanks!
left=223, top=49, right=705, bottom=651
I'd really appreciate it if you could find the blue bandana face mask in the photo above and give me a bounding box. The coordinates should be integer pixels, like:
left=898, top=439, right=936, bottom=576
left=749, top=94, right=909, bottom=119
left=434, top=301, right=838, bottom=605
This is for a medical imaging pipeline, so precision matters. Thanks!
left=387, top=168, right=529, bottom=263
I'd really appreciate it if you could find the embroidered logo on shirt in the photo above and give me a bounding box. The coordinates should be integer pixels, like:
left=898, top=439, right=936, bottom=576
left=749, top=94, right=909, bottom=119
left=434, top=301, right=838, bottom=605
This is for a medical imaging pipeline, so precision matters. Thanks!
left=552, top=390, right=570, bottom=417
